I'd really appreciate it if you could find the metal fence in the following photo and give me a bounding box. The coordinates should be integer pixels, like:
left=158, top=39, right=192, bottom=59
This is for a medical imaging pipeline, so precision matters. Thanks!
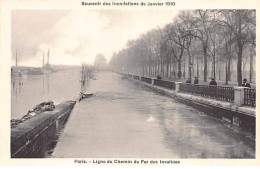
left=179, top=84, right=234, bottom=102
left=133, top=75, right=140, bottom=80
left=127, top=74, right=132, bottom=78
left=141, top=77, right=152, bottom=84
left=244, top=88, right=256, bottom=107
left=154, top=79, right=175, bottom=90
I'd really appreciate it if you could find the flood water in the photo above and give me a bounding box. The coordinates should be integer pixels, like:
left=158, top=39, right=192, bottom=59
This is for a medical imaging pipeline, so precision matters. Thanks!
left=11, top=68, right=81, bottom=119
left=44, top=71, right=255, bottom=158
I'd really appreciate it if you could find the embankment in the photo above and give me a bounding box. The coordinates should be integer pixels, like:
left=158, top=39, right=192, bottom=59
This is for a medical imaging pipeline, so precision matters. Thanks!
left=11, top=100, right=76, bottom=158
left=123, top=74, right=255, bottom=135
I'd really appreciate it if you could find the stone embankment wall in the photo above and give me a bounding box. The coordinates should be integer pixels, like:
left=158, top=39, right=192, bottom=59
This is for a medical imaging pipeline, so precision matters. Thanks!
left=122, top=74, right=255, bottom=134
left=11, top=100, right=76, bottom=158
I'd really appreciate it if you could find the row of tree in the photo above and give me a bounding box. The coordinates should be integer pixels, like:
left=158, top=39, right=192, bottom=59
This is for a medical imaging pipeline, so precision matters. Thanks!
left=109, top=10, right=256, bottom=85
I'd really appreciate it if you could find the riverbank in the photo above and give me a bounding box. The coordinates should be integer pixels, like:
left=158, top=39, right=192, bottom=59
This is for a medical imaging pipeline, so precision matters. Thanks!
left=123, top=74, right=255, bottom=135
left=11, top=100, right=76, bottom=158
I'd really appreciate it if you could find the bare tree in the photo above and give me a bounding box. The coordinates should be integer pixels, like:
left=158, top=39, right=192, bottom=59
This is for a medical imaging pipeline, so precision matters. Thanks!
left=182, top=10, right=216, bottom=82
left=218, top=10, right=255, bottom=85
left=109, top=9, right=255, bottom=86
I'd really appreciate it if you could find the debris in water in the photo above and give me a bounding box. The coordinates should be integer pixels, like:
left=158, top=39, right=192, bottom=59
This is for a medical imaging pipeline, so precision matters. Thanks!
left=79, top=93, right=94, bottom=102
left=11, top=101, right=55, bottom=127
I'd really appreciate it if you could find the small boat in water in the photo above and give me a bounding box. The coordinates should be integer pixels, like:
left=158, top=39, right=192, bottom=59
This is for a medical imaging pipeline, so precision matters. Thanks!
left=79, top=92, right=94, bottom=102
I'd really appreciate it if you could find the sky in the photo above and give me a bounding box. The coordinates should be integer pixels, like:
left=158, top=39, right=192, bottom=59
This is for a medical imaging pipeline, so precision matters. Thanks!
left=12, top=9, right=179, bottom=67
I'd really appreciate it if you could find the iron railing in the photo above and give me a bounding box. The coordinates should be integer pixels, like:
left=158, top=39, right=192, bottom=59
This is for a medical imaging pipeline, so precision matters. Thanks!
left=141, top=77, right=152, bottom=84
left=154, top=79, right=175, bottom=90
left=179, top=84, right=234, bottom=102
left=244, top=88, right=256, bottom=107
left=133, top=75, right=140, bottom=80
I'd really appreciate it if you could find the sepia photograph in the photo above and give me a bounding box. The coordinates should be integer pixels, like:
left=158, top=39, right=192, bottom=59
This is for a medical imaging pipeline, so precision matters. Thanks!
left=0, top=0, right=259, bottom=166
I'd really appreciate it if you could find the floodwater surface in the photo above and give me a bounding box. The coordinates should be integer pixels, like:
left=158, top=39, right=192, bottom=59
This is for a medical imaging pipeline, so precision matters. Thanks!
left=11, top=68, right=81, bottom=119
left=49, top=71, right=255, bottom=158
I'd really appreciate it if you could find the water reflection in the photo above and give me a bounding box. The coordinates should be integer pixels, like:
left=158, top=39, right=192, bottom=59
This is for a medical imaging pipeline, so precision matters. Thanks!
left=42, top=74, right=45, bottom=94
left=11, top=68, right=82, bottom=119
left=41, top=73, right=50, bottom=95
left=11, top=75, right=23, bottom=99
left=47, top=73, right=50, bottom=94
left=80, top=80, right=87, bottom=94
left=12, top=74, right=51, bottom=97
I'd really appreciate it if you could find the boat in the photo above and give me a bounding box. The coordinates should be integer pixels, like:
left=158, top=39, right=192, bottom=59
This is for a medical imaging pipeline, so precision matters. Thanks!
left=79, top=92, right=94, bottom=102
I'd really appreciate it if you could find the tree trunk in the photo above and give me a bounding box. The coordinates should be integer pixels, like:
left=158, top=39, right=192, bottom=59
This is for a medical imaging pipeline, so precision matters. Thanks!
left=177, top=60, right=182, bottom=79
left=249, top=53, right=253, bottom=83
left=172, top=61, right=175, bottom=78
left=237, top=14, right=243, bottom=86
left=157, top=60, right=160, bottom=75
left=160, top=58, right=163, bottom=75
left=148, top=53, right=151, bottom=75
left=203, top=45, right=207, bottom=82
left=213, top=55, right=216, bottom=80
left=218, top=65, right=221, bottom=80
left=169, top=62, right=172, bottom=77
left=153, top=64, right=156, bottom=75
left=227, top=58, right=231, bottom=81
left=183, top=57, right=186, bottom=79
left=225, top=61, right=228, bottom=85
left=152, top=65, right=154, bottom=75
left=188, top=55, right=192, bottom=80
left=237, top=44, right=243, bottom=86
left=167, top=62, right=170, bottom=77
left=197, top=57, right=199, bottom=78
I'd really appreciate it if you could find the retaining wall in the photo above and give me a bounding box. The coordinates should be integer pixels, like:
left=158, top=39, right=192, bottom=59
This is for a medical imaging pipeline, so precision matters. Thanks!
left=11, top=100, right=76, bottom=158
left=125, top=74, right=256, bottom=134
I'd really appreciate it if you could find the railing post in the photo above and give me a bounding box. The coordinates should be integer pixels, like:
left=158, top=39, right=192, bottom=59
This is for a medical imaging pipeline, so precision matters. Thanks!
left=234, top=86, right=246, bottom=106
left=172, top=82, right=176, bottom=90
left=151, top=79, right=155, bottom=85
left=175, top=82, right=183, bottom=93
left=139, top=76, right=141, bottom=81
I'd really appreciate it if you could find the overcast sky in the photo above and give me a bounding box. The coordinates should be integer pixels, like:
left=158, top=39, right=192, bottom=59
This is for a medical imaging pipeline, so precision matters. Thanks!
left=12, top=9, right=179, bottom=66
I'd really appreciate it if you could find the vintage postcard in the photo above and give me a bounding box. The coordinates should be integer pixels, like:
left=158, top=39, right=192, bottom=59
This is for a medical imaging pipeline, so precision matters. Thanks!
left=0, top=0, right=259, bottom=166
